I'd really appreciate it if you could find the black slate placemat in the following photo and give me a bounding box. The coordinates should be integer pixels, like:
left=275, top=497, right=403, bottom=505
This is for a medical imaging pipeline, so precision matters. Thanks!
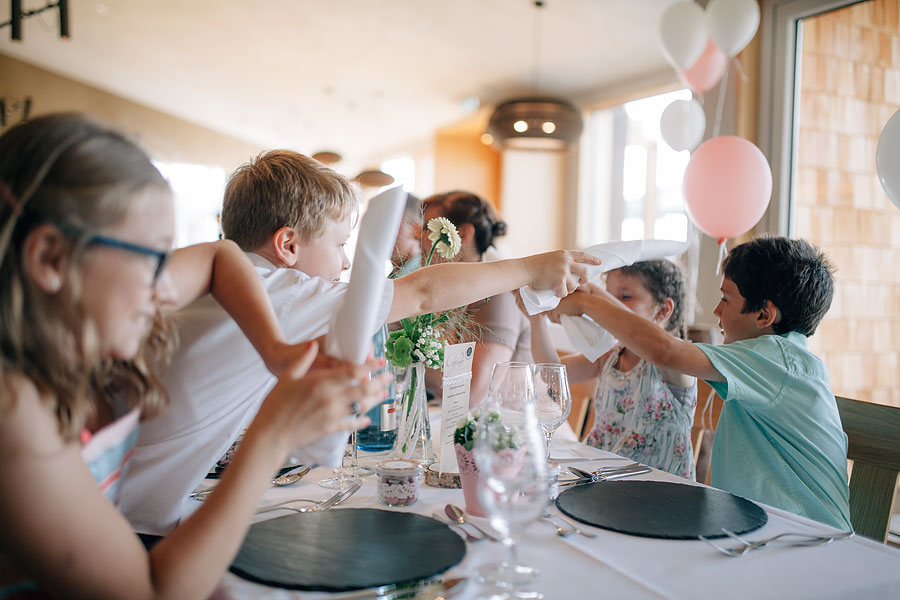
left=230, top=508, right=466, bottom=591
left=556, top=480, right=767, bottom=539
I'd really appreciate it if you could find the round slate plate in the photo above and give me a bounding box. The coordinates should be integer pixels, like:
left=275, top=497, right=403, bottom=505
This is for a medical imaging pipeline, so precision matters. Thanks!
left=230, top=508, right=466, bottom=591
left=556, top=480, right=767, bottom=540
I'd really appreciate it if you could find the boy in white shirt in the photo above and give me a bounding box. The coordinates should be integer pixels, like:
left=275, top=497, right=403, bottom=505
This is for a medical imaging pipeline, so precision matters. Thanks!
left=121, top=150, right=598, bottom=535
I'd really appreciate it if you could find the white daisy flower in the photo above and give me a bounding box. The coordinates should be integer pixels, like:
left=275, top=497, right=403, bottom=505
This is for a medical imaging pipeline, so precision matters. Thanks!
left=426, top=217, right=462, bottom=260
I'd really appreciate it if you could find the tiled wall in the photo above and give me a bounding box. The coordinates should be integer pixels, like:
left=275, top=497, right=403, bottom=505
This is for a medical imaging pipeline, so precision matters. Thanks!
left=793, top=0, right=900, bottom=407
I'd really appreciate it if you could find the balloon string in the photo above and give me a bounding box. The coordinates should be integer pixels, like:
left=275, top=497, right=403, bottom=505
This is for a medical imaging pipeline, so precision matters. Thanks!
left=715, top=238, right=728, bottom=276
left=734, top=56, right=749, bottom=82
left=712, top=59, right=731, bottom=138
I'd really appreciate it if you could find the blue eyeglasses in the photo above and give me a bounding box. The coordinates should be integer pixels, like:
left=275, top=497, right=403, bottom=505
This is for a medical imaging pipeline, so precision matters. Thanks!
left=56, top=224, right=171, bottom=285
left=87, top=233, right=171, bottom=284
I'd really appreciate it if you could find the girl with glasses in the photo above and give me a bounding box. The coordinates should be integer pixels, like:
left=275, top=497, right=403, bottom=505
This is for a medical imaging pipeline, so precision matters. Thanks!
left=0, top=113, right=387, bottom=599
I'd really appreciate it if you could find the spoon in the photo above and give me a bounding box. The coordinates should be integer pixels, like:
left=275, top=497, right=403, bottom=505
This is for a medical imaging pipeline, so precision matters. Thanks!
left=445, top=504, right=500, bottom=542
left=272, top=464, right=311, bottom=486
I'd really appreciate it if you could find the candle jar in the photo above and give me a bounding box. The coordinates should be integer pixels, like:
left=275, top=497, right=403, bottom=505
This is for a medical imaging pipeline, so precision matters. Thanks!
left=376, top=459, right=423, bottom=507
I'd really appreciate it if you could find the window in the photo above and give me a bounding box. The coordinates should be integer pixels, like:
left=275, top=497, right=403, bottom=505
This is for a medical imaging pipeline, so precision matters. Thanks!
left=580, top=88, right=692, bottom=247
left=380, top=156, right=416, bottom=193
left=154, top=162, right=226, bottom=248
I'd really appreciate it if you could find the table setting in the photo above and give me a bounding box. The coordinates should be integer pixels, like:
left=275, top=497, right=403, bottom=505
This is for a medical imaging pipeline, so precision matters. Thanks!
left=214, top=419, right=900, bottom=600
left=212, top=191, right=899, bottom=599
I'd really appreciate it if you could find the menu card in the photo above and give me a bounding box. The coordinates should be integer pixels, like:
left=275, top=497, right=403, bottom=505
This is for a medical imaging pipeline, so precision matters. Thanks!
left=438, top=342, right=475, bottom=473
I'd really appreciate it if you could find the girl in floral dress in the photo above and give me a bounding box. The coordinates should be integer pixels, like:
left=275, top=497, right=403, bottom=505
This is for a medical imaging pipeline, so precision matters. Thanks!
left=526, top=260, right=697, bottom=479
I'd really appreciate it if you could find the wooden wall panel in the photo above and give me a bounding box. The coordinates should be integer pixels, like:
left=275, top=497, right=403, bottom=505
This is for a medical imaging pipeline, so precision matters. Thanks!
left=794, top=0, right=900, bottom=407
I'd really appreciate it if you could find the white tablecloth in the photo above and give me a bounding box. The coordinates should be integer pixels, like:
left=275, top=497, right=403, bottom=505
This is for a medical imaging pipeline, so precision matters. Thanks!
left=221, top=436, right=900, bottom=599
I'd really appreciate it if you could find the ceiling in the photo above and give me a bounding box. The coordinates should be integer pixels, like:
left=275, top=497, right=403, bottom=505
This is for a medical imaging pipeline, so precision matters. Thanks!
left=1, top=0, right=681, bottom=168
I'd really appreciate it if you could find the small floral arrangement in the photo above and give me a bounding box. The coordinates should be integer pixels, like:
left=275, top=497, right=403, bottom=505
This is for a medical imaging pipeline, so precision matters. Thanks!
left=384, top=217, right=463, bottom=370
left=453, top=410, right=520, bottom=452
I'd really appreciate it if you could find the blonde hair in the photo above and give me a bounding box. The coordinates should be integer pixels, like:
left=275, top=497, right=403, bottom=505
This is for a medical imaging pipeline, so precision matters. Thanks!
left=0, top=113, right=174, bottom=441
left=221, top=150, right=357, bottom=251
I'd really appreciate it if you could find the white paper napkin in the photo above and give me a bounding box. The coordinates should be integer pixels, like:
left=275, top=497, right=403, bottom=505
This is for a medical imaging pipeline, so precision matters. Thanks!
left=519, top=239, right=689, bottom=362
left=324, top=186, right=406, bottom=364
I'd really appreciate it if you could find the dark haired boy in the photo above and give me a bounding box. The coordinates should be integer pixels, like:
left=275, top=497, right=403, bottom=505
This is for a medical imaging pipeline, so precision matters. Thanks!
left=548, top=237, right=851, bottom=529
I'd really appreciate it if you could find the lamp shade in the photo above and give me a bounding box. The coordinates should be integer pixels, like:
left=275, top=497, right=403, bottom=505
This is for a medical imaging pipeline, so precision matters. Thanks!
left=487, top=98, right=583, bottom=150
left=355, top=170, right=395, bottom=188
left=312, top=151, right=342, bottom=165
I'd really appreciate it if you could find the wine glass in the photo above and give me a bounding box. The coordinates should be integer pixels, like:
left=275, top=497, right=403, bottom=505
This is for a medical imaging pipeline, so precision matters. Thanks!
left=488, top=362, right=534, bottom=415
left=475, top=362, right=548, bottom=599
left=531, top=363, right=572, bottom=459
left=318, top=437, right=360, bottom=489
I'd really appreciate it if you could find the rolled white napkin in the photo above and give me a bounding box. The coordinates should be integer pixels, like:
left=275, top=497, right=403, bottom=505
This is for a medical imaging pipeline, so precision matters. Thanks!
left=520, top=239, right=690, bottom=362
left=324, top=186, right=406, bottom=364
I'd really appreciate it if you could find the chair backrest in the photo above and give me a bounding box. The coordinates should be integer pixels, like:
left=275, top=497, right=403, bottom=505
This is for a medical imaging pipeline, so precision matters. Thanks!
left=835, top=396, right=900, bottom=542
left=566, top=376, right=596, bottom=441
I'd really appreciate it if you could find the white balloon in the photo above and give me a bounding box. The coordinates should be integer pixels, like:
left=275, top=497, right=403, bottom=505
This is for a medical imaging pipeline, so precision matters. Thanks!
left=660, top=99, right=707, bottom=152
left=659, top=2, right=708, bottom=70
left=706, top=0, right=760, bottom=58
left=876, top=108, right=900, bottom=211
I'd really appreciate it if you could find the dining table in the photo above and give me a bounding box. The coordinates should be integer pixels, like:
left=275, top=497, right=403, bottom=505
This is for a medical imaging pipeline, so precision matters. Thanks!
left=218, top=424, right=900, bottom=600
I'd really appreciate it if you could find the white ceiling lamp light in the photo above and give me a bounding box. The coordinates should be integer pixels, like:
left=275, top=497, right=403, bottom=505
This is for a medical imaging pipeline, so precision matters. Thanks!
left=487, top=1, right=583, bottom=150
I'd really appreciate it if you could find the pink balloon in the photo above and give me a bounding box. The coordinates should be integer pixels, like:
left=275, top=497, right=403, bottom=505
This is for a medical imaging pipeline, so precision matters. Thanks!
left=683, top=136, right=772, bottom=241
left=680, top=39, right=727, bottom=94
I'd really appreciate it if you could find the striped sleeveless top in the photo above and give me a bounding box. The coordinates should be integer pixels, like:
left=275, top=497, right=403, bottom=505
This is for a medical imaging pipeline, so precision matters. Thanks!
left=0, top=407, right=141, bottom=598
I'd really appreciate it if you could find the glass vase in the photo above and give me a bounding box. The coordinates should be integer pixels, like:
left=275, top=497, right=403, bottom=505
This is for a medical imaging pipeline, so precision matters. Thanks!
left=356, top=325, right=397, bottom=452
left=391, top=362, right=434, bottom=465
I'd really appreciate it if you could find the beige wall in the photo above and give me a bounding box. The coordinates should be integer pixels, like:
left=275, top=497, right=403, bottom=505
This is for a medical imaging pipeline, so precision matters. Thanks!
left=498, top=150, right=568, bottom=258
left=793, top=0, right=900, bottom=407
left=433, top=130, right=501, bottom=207
left=1, top=53, right=263, bottom=171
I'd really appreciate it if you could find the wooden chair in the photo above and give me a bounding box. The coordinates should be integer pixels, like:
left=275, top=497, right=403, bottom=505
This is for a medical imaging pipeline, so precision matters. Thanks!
left=566, top=377, right=596, bottom=441
left=835, top=396, right=900, bottom=542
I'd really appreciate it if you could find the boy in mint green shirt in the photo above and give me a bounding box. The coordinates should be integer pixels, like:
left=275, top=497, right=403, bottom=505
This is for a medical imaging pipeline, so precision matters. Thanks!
left=548, top=237, right=851, bottom=529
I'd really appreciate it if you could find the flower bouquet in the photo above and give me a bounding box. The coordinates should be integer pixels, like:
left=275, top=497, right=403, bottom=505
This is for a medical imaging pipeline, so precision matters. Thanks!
left=384, top=217, right=463, bottom=463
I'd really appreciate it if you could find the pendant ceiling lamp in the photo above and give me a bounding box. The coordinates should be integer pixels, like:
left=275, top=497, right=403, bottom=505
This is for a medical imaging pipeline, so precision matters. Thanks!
left=311, top=151, right=342, bottom=166
left=354, top=169, right=395, bottom=188
left=487, top=1, right=583, bottom=150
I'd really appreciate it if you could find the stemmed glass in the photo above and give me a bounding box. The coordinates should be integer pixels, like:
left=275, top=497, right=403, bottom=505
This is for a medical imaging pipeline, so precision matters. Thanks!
left=475, top=362, right=548, bottom=599
left=531, top=363, right=572, bottom=459
left=318, top=438, right=360, bottom=489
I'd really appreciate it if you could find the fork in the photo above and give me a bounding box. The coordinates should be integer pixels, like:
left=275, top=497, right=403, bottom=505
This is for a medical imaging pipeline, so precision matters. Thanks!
left=700, top=529, right=855, bottom=557
left=255, top=481, right=361, bottom=515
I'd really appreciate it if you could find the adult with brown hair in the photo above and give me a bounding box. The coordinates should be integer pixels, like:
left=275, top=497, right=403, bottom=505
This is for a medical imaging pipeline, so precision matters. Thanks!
left=421, top=190, right=534, bottom=407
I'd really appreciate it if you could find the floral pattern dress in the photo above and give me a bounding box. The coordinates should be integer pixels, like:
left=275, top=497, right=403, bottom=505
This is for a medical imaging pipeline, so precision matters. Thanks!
left=584, top=346, right=697, bottom=480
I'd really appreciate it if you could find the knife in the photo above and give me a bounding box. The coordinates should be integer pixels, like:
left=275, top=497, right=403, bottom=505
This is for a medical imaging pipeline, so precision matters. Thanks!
left=327, top=576, right=467, bottom=600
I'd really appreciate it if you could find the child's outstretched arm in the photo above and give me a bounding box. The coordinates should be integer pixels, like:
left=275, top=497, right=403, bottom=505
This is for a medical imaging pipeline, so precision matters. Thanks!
left=549, top=287, right=724, bottom=382
left=387, top=250, right=602, bottom=322
left=164, top=239, right=298, bottom=375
